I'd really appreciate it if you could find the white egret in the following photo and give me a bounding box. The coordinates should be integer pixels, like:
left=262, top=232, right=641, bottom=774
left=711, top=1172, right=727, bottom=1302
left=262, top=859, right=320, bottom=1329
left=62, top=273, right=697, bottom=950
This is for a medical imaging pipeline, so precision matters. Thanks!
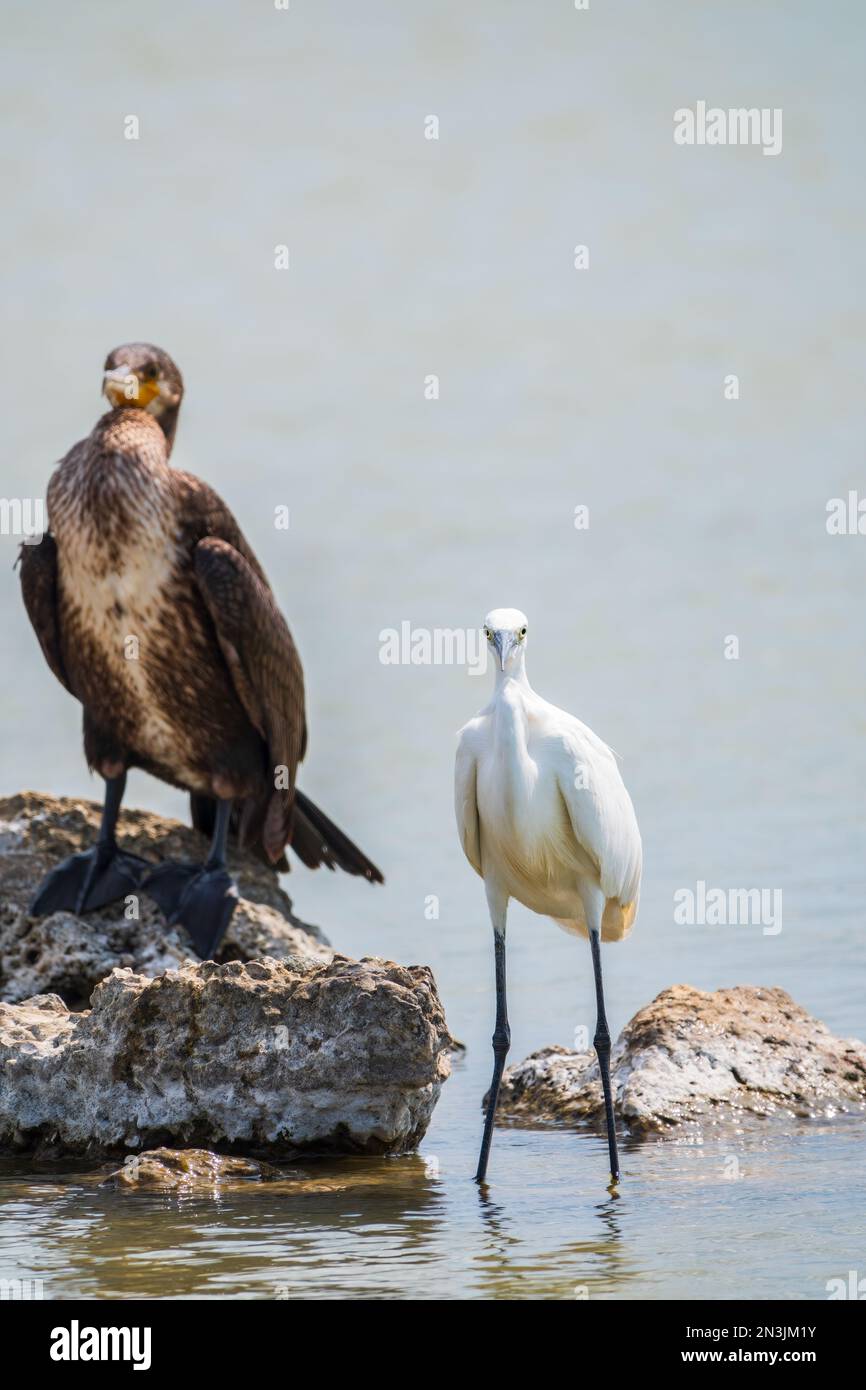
left=455, top=608, right=642, bottom=1184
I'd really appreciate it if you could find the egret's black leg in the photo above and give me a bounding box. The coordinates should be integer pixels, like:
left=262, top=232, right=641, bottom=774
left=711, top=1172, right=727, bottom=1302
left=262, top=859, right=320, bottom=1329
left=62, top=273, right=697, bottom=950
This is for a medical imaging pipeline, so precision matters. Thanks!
left=30, top=772, right=148, bottom=915
left=476, top=923, right=510, bottom=1184
left=589, top=926, right=620, bottom=1183
left=142, top=798, right=238, bottom=959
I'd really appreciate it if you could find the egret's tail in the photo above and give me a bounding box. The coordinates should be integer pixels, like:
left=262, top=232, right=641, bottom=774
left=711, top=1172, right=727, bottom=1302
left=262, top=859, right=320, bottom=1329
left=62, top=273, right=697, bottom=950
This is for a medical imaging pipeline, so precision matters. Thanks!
left=552, top=897, right=637, bottom=943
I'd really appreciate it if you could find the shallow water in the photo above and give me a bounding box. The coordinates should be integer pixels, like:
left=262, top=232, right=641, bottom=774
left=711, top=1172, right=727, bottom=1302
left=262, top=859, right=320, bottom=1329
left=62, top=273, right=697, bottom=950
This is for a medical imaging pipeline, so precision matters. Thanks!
left=1, top=1, right=864, bottom=1299
left=2, top=1117, right=863, bottom=1301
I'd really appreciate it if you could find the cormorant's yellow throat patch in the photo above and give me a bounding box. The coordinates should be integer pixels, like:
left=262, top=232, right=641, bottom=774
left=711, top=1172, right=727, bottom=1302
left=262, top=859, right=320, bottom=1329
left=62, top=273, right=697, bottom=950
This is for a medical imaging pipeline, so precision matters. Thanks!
left=104, top=377, right=161, bottom=408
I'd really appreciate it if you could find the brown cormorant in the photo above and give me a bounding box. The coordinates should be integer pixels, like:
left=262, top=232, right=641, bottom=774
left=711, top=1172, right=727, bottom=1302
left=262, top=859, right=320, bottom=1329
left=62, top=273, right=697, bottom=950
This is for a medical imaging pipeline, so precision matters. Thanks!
left=19, top=342, right=383, bottom=957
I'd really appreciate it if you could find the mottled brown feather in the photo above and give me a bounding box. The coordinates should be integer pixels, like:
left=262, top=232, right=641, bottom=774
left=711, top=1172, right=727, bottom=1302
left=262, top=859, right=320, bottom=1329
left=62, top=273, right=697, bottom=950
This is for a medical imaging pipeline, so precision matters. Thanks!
left=19, top=375, right=379, bottom=881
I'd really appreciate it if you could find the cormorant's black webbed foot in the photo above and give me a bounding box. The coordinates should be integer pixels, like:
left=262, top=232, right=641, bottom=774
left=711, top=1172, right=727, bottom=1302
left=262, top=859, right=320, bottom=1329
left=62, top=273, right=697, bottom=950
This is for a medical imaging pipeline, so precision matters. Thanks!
left=30, top=843, right=148, bottom=916
left=29, top=771, right=147, bottom=917
left=142, top=797, right=237, bottom=960
left=142, top=861, right=238, bottom=959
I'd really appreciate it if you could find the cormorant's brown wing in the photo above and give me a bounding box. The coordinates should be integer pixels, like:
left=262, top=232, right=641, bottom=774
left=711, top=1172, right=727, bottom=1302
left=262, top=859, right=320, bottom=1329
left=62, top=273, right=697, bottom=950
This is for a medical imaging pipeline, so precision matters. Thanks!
left=176, top=473, right=381, bottom=881
left=172, top=469, right=271, bottom=588
left=173, top=465, right=308, bottom=740
left=191, top=535, right=306, bottom=862
left=18, top=534, right=72, bottom=694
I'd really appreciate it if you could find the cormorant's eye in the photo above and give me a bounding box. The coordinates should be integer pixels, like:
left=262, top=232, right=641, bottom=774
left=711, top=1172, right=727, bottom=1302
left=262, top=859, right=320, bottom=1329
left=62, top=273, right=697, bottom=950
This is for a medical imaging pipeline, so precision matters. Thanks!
left=146, top=365, right=158, bottom=380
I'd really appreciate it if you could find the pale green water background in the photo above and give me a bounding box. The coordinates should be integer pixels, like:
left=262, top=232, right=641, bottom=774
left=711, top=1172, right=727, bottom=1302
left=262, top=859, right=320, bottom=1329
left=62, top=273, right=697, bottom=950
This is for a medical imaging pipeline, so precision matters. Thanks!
left=0, top=1, right=864, bottom=1300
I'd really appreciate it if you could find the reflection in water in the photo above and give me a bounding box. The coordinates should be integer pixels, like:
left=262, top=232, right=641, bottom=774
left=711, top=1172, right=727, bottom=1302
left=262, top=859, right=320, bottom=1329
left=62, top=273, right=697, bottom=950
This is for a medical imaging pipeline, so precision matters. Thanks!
left=475, top=1188, right=628, bottom=1301
left=473, top=1173, right=638, bottom=1300
left=103, top=1157, right=445, bottom=1301
left=1, top=1115, right=864, bottom=1300
left=0, top=1156, right=449, bottom=1300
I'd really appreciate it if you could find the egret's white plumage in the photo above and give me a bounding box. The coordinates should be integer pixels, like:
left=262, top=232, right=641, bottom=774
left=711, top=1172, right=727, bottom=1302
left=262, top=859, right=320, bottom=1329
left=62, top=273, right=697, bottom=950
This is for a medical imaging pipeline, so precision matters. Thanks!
left=455, top=607, right=642, bottom=941
left=455, top=607, right=642, bottom=1185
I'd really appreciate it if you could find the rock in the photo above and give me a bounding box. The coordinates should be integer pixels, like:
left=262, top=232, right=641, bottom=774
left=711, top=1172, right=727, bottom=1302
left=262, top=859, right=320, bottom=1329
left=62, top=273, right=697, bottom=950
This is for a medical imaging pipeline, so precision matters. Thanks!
left=497, top=985, right=866, bottom=1133
left=100, top=1149, right=441, bottom=1199
left=0, top=792, right=331, bottom=1006
left=102, top=1147, right=282, bottom=1190
left=0, top=955, right=451, bottom=1157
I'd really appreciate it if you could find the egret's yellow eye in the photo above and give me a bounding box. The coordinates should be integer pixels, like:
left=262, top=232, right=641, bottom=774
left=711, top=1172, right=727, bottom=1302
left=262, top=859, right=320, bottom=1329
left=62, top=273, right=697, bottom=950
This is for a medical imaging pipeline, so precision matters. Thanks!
left=485, top=628, right=492, bottom=641
left=519, top=627, right=527, bottom=638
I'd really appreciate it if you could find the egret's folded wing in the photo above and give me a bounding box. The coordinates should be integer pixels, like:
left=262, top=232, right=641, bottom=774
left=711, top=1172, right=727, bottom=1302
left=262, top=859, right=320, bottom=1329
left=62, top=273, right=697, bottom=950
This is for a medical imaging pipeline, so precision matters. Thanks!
left=455, top=730, right=482, bottom=876
left=18, top=534, right=72, bottom=694
left=555, top=727, right=642, bottom=909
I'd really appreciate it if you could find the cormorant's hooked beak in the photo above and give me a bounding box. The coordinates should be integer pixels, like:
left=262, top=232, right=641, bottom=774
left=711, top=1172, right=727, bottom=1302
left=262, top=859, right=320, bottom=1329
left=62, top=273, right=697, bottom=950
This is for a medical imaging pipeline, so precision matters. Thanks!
left=493, top=630, right=516, bottom=671
left=102, top=364, right=137, bottom=405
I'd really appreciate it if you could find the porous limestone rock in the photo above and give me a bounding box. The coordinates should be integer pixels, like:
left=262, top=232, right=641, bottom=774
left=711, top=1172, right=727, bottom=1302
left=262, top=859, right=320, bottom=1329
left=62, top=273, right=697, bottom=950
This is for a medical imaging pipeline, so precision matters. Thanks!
left=0, top=792, right=331, bottom=1006
left=497, top=985, right=866, bottom=1133
left=0, top=954, right=451, bottom=1157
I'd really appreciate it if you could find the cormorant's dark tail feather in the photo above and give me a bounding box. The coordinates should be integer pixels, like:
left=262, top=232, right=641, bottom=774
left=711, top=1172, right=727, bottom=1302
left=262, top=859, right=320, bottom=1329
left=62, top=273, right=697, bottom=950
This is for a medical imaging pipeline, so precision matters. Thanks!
left=290, top=789, right=384, bottom=884
left=189, top=790, right=383, bottom=884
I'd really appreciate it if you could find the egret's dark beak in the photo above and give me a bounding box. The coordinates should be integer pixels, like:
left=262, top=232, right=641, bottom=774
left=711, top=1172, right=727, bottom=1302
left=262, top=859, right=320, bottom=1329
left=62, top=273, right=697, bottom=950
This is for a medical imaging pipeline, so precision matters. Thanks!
left=493, top=631, right=515, bottom=671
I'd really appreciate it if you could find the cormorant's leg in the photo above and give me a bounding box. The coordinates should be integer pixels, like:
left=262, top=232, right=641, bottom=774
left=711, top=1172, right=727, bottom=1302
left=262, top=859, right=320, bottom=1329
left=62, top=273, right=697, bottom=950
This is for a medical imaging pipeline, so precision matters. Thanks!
left=142, top=798, right=238, bottom=960
left=30, top=772, right=148, bottom=916
left=589, top=926, right=620, bottom=1184
left=476, top=896, right=510, bottom=1185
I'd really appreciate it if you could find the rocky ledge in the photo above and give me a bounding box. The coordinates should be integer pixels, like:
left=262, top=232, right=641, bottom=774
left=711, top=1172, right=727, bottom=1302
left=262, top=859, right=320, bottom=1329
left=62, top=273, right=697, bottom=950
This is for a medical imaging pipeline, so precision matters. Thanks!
left=0, top=955, right=451, bottom=1157
left=497, top=985, right=866, bottom=1133
left=0, top=791, right=453, bottom=1160
left=0, top=792, right=332, bottom=1007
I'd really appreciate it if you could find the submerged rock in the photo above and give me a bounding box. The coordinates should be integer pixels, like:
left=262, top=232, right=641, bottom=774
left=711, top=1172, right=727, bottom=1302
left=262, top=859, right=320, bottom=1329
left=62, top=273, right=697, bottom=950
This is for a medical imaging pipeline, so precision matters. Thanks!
left=102, top=1147, right=281, bottom=1191
left=100, top=1149, right=442, bottom=1200
left=0, top=792, right=331, bottom=1006
left=498, top=985, right=866, bottom=1133
left=0, top=955, right=451, bottom=1157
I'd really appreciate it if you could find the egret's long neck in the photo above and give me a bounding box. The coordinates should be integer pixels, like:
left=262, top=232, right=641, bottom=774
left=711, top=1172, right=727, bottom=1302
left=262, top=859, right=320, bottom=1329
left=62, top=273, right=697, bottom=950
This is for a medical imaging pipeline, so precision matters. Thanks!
left=491, top=654, right=532, bottom=784
left=493, top=649, right=530, bottom=696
